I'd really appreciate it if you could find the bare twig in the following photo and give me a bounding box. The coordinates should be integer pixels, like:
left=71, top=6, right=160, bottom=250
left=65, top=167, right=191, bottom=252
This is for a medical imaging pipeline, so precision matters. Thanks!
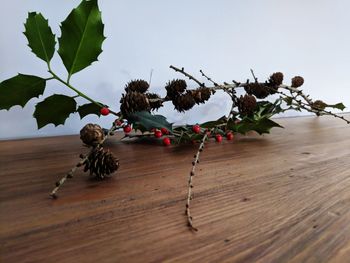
left=199, top=69, right=219, bottom=87
left=50, top=123, right=118, bottom=198
left=185, top=129, right=212, bottom=231
left=170, top=65, right=205, bottom=87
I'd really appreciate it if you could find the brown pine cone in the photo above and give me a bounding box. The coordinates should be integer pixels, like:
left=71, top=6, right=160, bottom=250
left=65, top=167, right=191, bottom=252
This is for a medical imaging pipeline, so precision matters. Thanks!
left=291, top=76, right=304, bottom=88
left=124, top=79, right=149, bottom=93
left=146, top=93, right=163, bottom=111
left=165, top=79, right=187, bottom=99
left=311, top=100, right=327, bottom=111
left=268, top=72, right=284, bottom=86
left=191, top=87, right=212, bottom=104
left=173, top=92, right=196, bottom=112
left=80, top=123, right=104, bottom=146
left=120, top=91, right=150, bottom=116
left=237, top=94, right=257, bottom=116
left=83, top=147, right=119, bottom=179
left=244, top=83, right=270, bottom=99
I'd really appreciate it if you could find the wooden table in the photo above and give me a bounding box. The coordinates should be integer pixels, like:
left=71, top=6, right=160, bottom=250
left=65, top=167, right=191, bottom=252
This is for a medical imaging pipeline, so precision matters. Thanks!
left=1, top=114, right=350, bottom=263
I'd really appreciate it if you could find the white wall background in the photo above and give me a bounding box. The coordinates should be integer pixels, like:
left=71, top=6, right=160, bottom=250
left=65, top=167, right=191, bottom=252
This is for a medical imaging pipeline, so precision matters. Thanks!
left=0, top=0, right=349, bottom=139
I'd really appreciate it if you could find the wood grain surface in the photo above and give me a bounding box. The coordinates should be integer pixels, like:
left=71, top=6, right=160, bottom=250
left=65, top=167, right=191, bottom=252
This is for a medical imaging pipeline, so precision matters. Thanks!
left=1, top=114, right=350, bottom=263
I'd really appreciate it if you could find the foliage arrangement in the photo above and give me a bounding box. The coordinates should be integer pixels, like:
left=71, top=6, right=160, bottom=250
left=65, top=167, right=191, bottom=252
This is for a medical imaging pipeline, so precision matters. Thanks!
left=0, top=0, right=349, bottom=231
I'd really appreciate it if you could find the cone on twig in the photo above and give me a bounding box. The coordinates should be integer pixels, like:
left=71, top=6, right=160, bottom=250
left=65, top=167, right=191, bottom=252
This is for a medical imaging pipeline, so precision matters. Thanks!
left=191, top=87, right=212, bottom=104
left=165, top=79, right=187, bottom=99
left=125, top=79, right=149, bottom=93
left=146, top=93, right=163, bottom=111
left=244, top=83, right=270, bottom=99
left=120, top=91, right=150, bottom=116
left=173, top=92, right=196, bottom=112
left=237, top=94, right=257, bottom=116
left=80, top=124, right=105, bottom=146
left=291, top=76, right=304, bottom=88
left=83, top=147, right=119, bottom=179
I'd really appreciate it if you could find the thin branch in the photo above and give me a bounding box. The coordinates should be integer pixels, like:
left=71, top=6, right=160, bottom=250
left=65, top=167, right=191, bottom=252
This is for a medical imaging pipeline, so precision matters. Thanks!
left=185, top=129, right=212, bottom=231
left=250, top=69, right=258, bottom=82
left=50, top=123, right=118, bottom=198
left=199, top=69, right=219, bottom=87
left=170, top=65, right=205, bottom=87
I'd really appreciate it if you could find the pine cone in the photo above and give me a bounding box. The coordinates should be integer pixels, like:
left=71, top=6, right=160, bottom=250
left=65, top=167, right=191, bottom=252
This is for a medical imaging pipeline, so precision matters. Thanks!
left=165, top=79, right=187, bottom=99
left=83, top=147, right=119, bottom=179
left=173, top=92, right=196, bottom=112
left=291, top=76, right=304, bottom=88
left=191, top=87, right=212, bottom=104
left=125, top=79, right=149, bottom=93
left=120, top=91, right=150, bottom=116
left=237, top=94, right=257, bottom=116
left=146, top=93, right=163, bottom=111
left=244, top=83, right=270, bottom=99
left=268, top=72, right=284, bottom=86
left=311, top=100, right=327, bottom=110
left=80, top=124, right=104, bottom=146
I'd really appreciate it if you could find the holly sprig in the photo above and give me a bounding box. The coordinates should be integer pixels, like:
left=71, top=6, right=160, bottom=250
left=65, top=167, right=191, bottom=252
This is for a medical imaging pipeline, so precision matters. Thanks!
left=0, top=0, right=117, bottom=128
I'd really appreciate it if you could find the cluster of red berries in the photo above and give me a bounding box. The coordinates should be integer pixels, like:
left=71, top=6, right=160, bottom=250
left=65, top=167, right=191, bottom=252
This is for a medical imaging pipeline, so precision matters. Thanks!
left=152, top=128, right=171, bottom=146
left=192, top=125, right=234, bottom=142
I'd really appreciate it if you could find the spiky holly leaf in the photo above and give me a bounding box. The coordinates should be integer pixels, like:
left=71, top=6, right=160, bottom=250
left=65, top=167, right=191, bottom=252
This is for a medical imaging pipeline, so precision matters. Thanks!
left=128, top=111, right=173, bottom=133
left=24, top=12, right=56, bottom=63
left=327, top=103, right=346, bottom=111
left=33, top=94, right=77, bottom=128
left=200, top=116, right=228, bottom=129
left=232, top=117, right=283, bottom=135
left=58, top=0, right=105, bottom=77
left=0, top=74, right=46, bottom=110
left=77, top=102, right=101, bottom=119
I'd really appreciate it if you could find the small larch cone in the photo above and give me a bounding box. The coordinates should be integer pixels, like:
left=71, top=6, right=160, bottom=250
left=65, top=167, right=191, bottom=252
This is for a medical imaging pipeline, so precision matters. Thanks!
left=120, top=91, right=150, bottom=116
left=244, top=82, right=270, bottom=99
left=291, top=76, right=304, bottom=88
left=268, top=72, right=284, bottom=86
left=267, top=72, right=283, bottom=94
left=173, top=92, right=196, bottom=112
left=146, top=93, right=163, bottom=111
left=237, top=94, right=257, bottom=116
left=191, top=87, right=212, bottom=104
left=80, top=123, right=104, bottom=146
left=124, top=79, right=149, bottom=93
left=311, top=100, right=327, bottom=111
left=83, top=147, right=119, bottom=179
left=165, top=79, right=187, bottom=99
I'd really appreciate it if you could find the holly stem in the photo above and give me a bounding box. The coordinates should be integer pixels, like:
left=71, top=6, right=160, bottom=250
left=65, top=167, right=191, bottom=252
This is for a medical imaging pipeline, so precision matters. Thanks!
left=47, top=68, right=120, bottom=117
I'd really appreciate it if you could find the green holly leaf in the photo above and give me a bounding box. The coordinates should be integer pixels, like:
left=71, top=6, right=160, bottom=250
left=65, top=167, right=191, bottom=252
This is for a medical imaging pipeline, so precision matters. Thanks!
left=128, top=111, right=173, bottom=133
left=24, top=12, right=56, bottom=63
left=58, top=0, right=105, bottom=77
left=200, top=116, right=228, bottom=128
left=233, top=117, right=283, bottom=135
left=0, top=74, right=46, bottom=110
left=33, top=94, right=77, bottom=128
left=77, top=102, right=101, bottom=119
left=326, top=102, right=346, bottom=111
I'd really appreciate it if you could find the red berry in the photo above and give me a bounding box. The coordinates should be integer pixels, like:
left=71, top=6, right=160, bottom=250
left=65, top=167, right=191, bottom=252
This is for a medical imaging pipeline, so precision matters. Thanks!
left=226, top=132, right=234, bottom=140
left=192, top=125, right=201, bottom=134
left=215, top=134, right=223, bottom=142
left=115, top=120, right=122, bottom=126
left=123, top=125, right=132, bottom=133
left=154, top=130, right=162, bottom=138
left=160, top=127, right=168, bottom=135
left=100, top=107, right=110, bottom=116
left=163, top=137, right=171, bottom=146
